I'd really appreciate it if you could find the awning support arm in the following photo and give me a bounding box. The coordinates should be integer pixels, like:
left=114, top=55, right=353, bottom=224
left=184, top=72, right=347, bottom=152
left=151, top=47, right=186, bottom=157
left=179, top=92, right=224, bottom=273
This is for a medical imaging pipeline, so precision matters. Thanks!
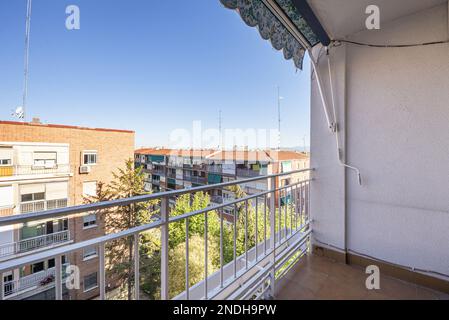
left=308, top=47, right=362, bottom=185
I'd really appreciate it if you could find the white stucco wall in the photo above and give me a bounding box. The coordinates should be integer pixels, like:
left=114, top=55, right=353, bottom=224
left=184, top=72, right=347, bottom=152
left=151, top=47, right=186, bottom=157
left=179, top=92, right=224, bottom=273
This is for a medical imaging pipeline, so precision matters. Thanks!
left=311, top=3, right=449, bottom=277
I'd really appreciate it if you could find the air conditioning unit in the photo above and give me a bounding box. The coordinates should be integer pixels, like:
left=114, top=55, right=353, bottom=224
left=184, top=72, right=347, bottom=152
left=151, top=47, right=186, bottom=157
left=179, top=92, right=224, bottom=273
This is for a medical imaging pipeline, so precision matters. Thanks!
left=79, top=165, right=91, bottom=174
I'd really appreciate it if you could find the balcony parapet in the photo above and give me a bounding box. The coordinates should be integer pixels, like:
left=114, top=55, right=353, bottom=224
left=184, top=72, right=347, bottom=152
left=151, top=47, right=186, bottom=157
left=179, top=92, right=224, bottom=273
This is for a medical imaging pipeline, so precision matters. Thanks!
left=0, top=230, right=71, bottom=259
left=0, top=164, right=71, bottom=178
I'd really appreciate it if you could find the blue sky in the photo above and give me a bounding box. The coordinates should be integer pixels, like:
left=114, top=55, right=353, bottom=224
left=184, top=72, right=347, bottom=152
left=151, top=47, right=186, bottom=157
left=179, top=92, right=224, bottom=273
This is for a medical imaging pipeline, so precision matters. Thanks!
left=0, top=0, right=310, bottom=148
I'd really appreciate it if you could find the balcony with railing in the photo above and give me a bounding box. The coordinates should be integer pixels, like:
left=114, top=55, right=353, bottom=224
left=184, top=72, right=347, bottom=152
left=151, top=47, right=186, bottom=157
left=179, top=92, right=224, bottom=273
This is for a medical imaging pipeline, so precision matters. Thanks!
left=20, top=199, right=68, bottom=214
left=0, top=230, right=71, bottom=260
left=3, top=263, right=69, bottom=300
left=0, top=167, right=446, bottom=300
left=0, top=164, right=71, bottom=177
left=0, top=206, right=15, bottom=217
left=236, top=168, right=261, bottom=178
left=208, top=165, right=222, bottom=174
left=0, top=169, right=312, bottom=300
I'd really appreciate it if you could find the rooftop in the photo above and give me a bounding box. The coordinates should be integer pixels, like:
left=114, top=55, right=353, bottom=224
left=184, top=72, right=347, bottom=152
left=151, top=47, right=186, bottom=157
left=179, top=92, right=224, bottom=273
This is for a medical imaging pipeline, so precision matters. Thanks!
left=135, top=148, right=309, bottom=161
left=0, top=120, right=135, bottom=134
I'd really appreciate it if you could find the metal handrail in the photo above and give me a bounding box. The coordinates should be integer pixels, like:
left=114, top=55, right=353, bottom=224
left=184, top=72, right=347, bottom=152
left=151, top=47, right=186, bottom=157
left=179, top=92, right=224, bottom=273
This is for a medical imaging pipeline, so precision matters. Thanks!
left=0, top=168, right=312, bottom=227
left=0, top=230, right=71, bottom=258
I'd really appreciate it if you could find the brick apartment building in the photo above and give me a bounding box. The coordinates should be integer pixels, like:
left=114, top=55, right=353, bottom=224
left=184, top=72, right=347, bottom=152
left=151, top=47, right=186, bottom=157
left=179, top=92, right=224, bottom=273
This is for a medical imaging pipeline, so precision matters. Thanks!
left=0, top=120, right=134, bottom=300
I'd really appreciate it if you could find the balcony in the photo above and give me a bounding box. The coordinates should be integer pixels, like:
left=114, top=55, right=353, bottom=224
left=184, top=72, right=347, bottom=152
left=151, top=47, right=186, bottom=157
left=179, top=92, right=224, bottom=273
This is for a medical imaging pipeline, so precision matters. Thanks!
left=0, top=206, right=14, bottom=217
left=236, top=168, right=261, bottom=178
left=0, top=169, right=312, bottom=300
left=20, top=199, right=68, bottom=214
left=210, top=195, right=223, bottom=204
left=0, top=165, right=71, bottom=177
left=0, top=230, right=71, bottom=259
left=208, top=165, right=222, bottom=174
left=153, top=170, right=165, bottom=176
left=0, top=167, right=447, bottom=301
left=0, top=166, right=14, bottom=177
left=183, top=175, right=206, bottom=184
left=3, top=263, right=69, bottom=300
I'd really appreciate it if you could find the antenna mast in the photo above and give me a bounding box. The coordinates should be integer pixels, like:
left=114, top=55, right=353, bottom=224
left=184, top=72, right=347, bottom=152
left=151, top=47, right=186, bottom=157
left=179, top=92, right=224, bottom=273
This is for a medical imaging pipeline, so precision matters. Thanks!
left=22, top=0, right=33, bottom=122
left=218, top=109, right=222, bottom=150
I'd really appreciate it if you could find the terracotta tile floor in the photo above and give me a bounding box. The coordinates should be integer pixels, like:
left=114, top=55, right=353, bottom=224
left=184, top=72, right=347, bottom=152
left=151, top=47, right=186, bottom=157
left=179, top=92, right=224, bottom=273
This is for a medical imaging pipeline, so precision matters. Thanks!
left=276, top=254, right=449, bottom=300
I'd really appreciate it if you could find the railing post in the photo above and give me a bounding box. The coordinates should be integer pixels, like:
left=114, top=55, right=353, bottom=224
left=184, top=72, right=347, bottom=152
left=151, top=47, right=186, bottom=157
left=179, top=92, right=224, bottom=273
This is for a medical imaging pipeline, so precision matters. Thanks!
left=55, top=255, right=62, bottom=300
left=0, top=271, right=4, bottom=300
left=99, top=243, right=106, bottom=300
left=269, top=177, right=276, bottom=297
left=160, top=196, right=169, bottom=300
left=134, top=233, right=140, bottom=300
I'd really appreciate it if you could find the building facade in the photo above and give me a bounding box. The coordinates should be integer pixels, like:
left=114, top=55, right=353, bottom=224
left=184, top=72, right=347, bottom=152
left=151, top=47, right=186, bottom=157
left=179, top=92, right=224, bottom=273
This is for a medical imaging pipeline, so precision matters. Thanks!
left=134, top=148, right=309, bottom=215
left=0, top=120, right=134, bottom=300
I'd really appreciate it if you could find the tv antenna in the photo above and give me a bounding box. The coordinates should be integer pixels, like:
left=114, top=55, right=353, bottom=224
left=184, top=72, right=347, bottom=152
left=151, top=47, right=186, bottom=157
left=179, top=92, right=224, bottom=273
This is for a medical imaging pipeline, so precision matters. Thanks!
left=15, top=0, right=33, bottom=121
left=218, top=109, right=223, bottom=150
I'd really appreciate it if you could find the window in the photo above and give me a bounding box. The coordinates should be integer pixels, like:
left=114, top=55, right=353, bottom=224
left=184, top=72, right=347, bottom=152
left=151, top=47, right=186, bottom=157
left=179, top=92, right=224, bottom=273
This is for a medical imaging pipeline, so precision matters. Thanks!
left=83, top=151, right=97, bottom=165
left=83, top=246, right=98, bottom=260
left=0, top=159, right=11, bottom=166
left=83, top=213, right=97, bottom=229
left=33, top=152, right=57, bottom=168
left=83, top=272, right=98, bottom=292
left=21, top=192, right=45, bottom=203
left=48, top=258, right=55, bottom=269
left=82, top=181, right=97, bottom=197
left=31, top=262, right=45, bottom=274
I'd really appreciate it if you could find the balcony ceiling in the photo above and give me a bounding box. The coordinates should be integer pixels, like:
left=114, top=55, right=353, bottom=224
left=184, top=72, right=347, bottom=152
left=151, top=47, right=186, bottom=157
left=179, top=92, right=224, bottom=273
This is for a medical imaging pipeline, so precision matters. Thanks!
left=307, top=0, right=447, bottom=39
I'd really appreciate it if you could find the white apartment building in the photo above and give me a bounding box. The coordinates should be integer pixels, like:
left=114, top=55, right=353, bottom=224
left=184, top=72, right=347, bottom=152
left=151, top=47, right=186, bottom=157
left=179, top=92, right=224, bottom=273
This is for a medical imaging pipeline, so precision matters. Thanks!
left=0, top=142, right=72, bottom=299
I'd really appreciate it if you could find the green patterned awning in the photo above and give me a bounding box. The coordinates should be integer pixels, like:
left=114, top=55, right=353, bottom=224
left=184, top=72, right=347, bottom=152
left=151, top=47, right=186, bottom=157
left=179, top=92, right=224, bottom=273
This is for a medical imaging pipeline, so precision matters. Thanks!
left=220, top=0, right=320, bottom=69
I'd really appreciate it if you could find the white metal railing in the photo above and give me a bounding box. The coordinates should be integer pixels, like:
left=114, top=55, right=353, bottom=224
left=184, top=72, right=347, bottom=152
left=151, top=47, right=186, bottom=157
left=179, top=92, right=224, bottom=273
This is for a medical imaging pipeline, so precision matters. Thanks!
left=0, top=168, right=313, bottom=300
left=20, top=199, right=68, bottom=214
left=0, top=230, right=71, bottom=259
left=7, top=164, right=71, bottom=176
left=20, top=201, right=45, bottom=214
left=3, top=263, right=69, bottom=299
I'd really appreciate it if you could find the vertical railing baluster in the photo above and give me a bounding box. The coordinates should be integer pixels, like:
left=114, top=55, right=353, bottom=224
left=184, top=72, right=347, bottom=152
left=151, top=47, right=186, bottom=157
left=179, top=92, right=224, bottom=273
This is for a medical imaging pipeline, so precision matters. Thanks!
left=204, top=211, right=208, bottom=299
left=298, top=182, right=303, bottom=229
left=255, top=196, right=258, bottom=262
left=220, top=208, right=224, bottom=288
left=307, top=182, right=311, bottom=222
left=284, top=189, right=288, bottom=240
left=1, top=271, right=4, bottom=300
left=278, top=189, right=281, bottom=244
left=55, top=255, right=62, bottom=300
left=233, top=203, right=237, bottom=279
left=185, top=218, right=189, bottom=300
left=134, top=233, right=140, bottom=300
left=264, top=194, right=267, bottom=256
left=160, top=196, right=169, bottom=300
left=293, top=184, right=298, bottom=231
left=269, top=177, right=276, bottom=297
left=290, top=186, right=293, bottom=236
left=245, top=200, right=248, bottom=270
left=99, top=243, right=106, bottom=300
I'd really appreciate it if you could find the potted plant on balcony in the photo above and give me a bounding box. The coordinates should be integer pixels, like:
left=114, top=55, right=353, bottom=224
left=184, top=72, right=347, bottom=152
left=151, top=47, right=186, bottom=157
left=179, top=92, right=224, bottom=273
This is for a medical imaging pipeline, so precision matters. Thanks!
left=39, top=275, right=55, bottom=286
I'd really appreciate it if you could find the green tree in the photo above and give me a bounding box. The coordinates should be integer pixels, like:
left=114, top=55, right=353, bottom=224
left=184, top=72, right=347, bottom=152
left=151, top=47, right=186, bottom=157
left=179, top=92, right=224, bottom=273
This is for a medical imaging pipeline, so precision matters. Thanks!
left=87, top=159, right=158, bottom=300
left=168, top=235, right=216, bottom=297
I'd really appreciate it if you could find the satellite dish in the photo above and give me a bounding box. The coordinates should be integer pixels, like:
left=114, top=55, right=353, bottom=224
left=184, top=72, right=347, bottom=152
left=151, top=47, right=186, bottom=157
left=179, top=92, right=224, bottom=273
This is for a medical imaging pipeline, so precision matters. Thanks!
left=11, top=106, right=25, bottom=120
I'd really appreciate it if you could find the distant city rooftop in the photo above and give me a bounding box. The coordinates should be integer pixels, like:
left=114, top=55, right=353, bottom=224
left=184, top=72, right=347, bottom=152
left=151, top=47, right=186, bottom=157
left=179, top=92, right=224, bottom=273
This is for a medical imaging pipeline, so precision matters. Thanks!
left=135, top=148, right=309, bottom=161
